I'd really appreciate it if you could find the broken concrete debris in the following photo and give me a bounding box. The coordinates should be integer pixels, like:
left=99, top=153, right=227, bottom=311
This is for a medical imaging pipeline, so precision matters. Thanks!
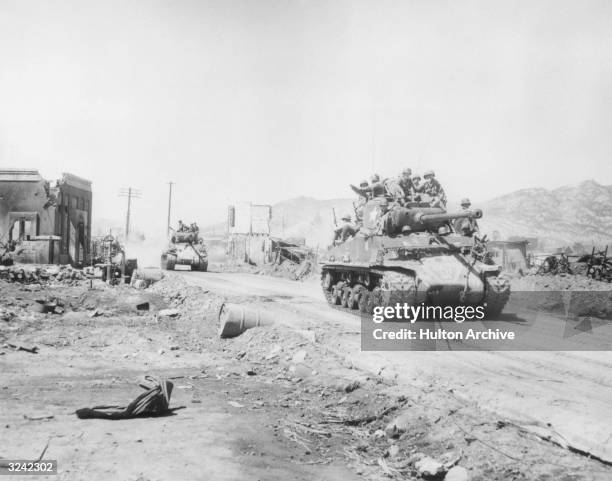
left=0, top=264, right=85, bottom=284
left=385, top=411, right=413, bottom=439
left=136, top=301, right=150, bottom=311
left=415, top=456, right=445, bottom=477
left=32, top=297, right=65, bottom=314
left=445, top=466, right=469, bottom=481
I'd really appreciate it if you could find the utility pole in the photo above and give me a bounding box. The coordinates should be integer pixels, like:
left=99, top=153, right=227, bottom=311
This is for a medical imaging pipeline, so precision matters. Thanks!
left=118, top=187, right=142, bottom=243
left=282, top=210, right=285, bottom=236
left=166, top=182, right=174, bottom=236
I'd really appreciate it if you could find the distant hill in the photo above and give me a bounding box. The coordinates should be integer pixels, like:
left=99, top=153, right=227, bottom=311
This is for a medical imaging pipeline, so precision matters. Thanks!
left=478, top=180, right=612, bottom=250
left=202, top=181, right=612, bottom=251
left=269, top=196, right=354, bottom=248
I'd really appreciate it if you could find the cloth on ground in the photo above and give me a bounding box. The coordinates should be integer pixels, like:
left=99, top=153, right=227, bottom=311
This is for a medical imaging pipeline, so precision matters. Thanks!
left=75, top=376, right=175, bottom=420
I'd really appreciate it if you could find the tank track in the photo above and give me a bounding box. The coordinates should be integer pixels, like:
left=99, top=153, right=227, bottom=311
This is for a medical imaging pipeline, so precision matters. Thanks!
left=322, top=269, right=512, bottom=318
left=321, top=269, right=416, bottom=316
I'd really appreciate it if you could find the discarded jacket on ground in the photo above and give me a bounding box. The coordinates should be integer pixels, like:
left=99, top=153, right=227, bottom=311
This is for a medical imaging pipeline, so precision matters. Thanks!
left=75, top=376, right=175, bottom=420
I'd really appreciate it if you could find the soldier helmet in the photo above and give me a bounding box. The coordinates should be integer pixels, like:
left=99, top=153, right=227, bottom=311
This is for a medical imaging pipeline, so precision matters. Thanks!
left=401, top=168, right=412, bottom=176
left=461, top=198, right=471, bottom=207
left=412, top=174, right=421, bottom=180
left=371, top=173, right=380, bottom=182
left=423, top=169, right=435, bottom=178
left=359, top=180, right=369, bottom=188
left=341, top=214, right=352, bottom=222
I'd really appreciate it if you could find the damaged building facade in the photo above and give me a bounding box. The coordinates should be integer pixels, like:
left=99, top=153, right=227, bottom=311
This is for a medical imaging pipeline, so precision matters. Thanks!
left=227, top=202, right=273, bottom=265
left=0, top=169, right=92, bottom=265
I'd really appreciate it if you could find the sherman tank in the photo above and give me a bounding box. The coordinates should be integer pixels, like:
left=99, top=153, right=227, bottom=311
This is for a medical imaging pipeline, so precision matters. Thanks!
left=161, top=230, right=208, bottom=272
left=320, top=197, right=510, bottom=317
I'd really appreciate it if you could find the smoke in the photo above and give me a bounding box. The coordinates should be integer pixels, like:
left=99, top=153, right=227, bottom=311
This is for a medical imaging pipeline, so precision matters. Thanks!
left=124, top=236, right=166, bottom=269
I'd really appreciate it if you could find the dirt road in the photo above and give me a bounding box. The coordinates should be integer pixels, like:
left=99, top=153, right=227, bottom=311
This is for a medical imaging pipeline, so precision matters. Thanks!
left=0, top=277, right=363, bottom=481
left=179, top=270, right=612, bottom=464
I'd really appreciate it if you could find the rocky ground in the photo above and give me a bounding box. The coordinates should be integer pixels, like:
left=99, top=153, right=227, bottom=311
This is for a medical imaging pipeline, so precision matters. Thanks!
left=1, top=269, right=611, bottom=480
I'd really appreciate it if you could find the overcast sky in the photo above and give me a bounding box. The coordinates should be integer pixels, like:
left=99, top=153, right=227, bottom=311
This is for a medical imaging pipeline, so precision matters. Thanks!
left=1, top=0, right=611, bottom=236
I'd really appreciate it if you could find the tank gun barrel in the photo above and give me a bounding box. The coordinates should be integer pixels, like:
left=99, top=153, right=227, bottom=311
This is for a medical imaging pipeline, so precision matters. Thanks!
left=416, top=209, right=482, bottom=224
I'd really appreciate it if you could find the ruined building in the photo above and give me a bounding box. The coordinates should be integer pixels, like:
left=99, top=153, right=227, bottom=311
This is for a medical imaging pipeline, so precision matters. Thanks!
left=227, top=202, right=272, bottom=265
left=0, top=169, right=92, bottom=265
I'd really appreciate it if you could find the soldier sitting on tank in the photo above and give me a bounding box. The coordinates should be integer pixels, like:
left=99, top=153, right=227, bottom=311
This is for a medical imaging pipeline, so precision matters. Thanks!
left=384, top=177, right=406, bottom=205
left=177, top=220, right=187, bottom=232
left=454, top=198, right=479, bottom=236
left=367, top=174, right=386, bottom=197
left=333, top=215, right=357, bottom=245
left=190, top=222, right=199, bottom=233
left=354, top=196, right=367, bottom=227
left=397, top=168, right=416, bottom=202
left=415, top=169, right=447, bottom=207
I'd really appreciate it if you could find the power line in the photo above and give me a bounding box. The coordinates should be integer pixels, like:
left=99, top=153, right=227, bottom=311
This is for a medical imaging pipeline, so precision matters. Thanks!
left=118, top=187, right=142, bottom=242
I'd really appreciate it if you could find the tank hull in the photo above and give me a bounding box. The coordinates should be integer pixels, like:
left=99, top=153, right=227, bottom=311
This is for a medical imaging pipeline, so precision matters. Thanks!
left=161, top=242, right=208, bottom=272
left=320, top=232, right=509, bottom=317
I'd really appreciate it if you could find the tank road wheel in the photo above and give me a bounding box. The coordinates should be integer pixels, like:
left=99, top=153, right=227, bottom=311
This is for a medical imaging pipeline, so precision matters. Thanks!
left=165, top=255, right=176, bottom=271
left=359, top=290, right=371, bottom=313
left=321, top=270, right=333, bottom=291
left=341, top=286, right=352, bottom=308
left=192, top=262, right=208, bottom=272
left=332, top=282, right=345, bottom=305
left=483, top=274, right=511, bottom=318
left=366, top=287, right=384, bottom=314
left=349, top=285, right=365, bottom=310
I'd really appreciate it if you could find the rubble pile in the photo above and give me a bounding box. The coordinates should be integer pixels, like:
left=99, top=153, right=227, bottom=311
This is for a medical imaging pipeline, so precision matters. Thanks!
left=512, top=273, right=612, bottom=291
left=0, top=264, right=85, bottom=285
left=252, top=258, right=316, bottom=281
left=147, top=274, right=223, bottom=344
left=509, top=274, right=612, bottom=319
left=216, top=324, right=589, bottom=480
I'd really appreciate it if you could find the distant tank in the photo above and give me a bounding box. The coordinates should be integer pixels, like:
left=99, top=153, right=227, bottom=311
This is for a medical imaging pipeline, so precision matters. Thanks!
left=320, top=197, right=510, bottom=317
left=161, top=230, right=208, bottom=271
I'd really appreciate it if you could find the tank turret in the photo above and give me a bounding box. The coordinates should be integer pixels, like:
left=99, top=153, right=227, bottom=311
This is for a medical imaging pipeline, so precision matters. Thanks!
left=383, top=205, right=482, bottom=235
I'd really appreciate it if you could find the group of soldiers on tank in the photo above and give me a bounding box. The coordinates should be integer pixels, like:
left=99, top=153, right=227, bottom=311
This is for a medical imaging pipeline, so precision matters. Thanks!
left=347, top=169, right=444, bottom=205
left=177, top=220, right=199, bottom=234
left=333, top=168, right=477, bottom=244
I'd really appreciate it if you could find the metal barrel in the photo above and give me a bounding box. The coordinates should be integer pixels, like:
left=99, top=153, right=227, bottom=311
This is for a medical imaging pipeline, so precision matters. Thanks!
left=417, top=208, right=482, bottom=224
left=218, top=303, right=275, bottom=338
